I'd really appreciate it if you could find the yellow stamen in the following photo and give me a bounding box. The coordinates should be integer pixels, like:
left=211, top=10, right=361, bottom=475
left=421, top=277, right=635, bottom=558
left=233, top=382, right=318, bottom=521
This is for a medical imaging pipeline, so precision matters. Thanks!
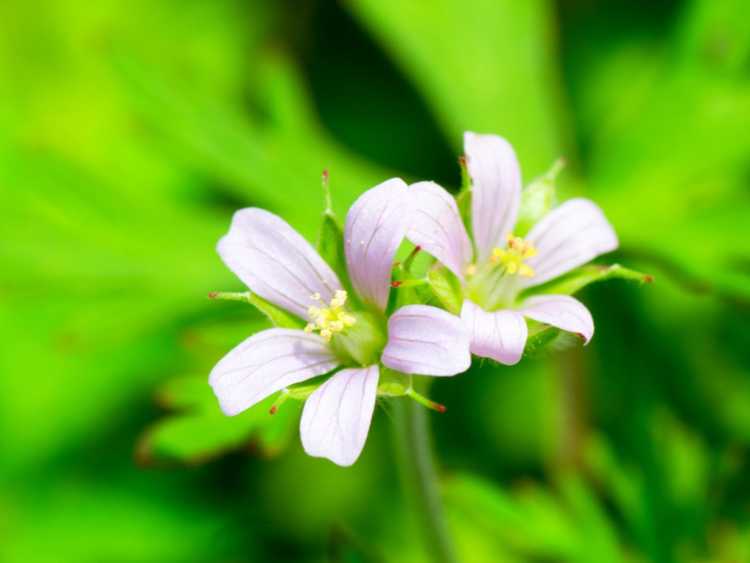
left=305, top=290, right=357, bottom=342
left=518, top=263, right=535, bottom=277
left=490, top=234, right=537, bottom=278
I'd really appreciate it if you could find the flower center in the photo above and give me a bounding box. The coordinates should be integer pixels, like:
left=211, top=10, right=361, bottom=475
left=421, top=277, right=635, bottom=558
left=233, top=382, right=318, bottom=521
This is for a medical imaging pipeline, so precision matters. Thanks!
left=304, top=290, right=357, bottom=342
left=490, top=234, right=537, bottom=277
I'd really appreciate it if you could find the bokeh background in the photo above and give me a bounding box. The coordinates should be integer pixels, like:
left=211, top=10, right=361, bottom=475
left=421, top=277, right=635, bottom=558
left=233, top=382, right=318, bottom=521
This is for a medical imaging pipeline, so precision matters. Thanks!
left=2, top=1, right=749, bottom=561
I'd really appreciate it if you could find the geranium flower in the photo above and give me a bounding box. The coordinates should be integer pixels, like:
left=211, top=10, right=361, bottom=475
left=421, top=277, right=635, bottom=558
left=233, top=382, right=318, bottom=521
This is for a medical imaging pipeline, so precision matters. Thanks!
left=209, top=179, right=471, bottom=466
left=407, top=132, right=618, bottom=365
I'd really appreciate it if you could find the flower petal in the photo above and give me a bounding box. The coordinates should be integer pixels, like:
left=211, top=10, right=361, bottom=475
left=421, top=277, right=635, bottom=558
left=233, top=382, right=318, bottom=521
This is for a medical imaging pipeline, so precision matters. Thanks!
left=521, top=198, right=618, bottom=287
left=465, top=131, right=522, bottom=260
left=209, top=329, right=338, bottom=416
left=519, top=295, right=594, bottom=343
left=300, top=365, right=379, bottom=467
left=460, top=300, right=527, bottom=365
left=406, top=181, right=472, bottom=279
left=345, top=178, right=410, bottom=311
left=382, top=305, right=471, bottom=376
left=217, top=208, right=342, bottom=318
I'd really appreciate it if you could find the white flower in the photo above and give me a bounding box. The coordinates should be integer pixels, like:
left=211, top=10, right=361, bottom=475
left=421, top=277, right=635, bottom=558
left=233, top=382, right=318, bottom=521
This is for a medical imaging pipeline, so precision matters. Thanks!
left=209, top=179, right=470, bottom=466
left=406, top=132, right=618, bottom=364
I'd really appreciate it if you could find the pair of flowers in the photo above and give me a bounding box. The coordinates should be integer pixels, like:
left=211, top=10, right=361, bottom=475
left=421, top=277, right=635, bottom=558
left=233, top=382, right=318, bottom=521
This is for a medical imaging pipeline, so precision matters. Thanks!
left=209, top=132, right=617, bottom=466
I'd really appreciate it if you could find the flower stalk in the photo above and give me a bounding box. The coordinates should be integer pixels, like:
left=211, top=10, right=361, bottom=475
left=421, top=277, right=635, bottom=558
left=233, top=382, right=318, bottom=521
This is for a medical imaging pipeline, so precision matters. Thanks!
left=392, top=381, right=458, bottom=563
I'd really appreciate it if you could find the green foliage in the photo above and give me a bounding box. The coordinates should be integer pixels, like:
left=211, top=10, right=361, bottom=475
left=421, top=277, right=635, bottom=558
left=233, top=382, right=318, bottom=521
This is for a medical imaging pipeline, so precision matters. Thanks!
left=444, top=473, right=626, bottom=563
left=139, top=374, right=299, bottom=464
left=1, top=0, right=749, bottom=561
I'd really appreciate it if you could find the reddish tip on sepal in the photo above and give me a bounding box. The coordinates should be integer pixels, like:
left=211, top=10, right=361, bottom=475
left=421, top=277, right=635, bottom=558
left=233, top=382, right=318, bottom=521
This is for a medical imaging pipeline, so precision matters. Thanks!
left=207, top=291, right=218, bottom=299
left=269, top=390, right=289, bottom=415
left=407, top=388, right=448, bottom=413
left=425, top=399, right=447, bottom=414
left=644, top=274, right=654, bottom=283
left=458, top=155, right=466, bottom=167
left=575, top=332, right=586, bottom=342
left=321, top=169, right=329, bottom=183
left=391, top=280, right=403, bottom=288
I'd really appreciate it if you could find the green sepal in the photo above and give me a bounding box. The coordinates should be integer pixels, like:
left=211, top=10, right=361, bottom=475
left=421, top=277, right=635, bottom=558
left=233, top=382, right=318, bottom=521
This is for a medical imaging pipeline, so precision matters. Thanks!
left=456, top=155, right=473, bottom=234
left=524, top=324, right=583, bottom=358
left=515, top=158, right=564, bottom=236
left=286, top=376, right=329, bottom=401
left=317, top=210, right=351, bottom=292
left=427, top=267, right=464, bottom=314
left=521, top=263, right=653, bottom=299
left=390, top=255, right=427, bottom=310
left=377, top=368, right=410, bottom=397
left=209, top=291, right=303, bottom=329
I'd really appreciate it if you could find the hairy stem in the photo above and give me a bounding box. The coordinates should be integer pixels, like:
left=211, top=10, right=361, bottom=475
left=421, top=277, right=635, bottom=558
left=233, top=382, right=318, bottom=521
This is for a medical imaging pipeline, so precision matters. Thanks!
left=392, top=391, right=458, bottom=563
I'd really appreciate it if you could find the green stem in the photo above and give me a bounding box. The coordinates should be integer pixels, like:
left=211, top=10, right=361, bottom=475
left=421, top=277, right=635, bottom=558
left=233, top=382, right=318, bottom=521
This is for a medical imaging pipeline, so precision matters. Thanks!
left=392, top=392, right=458, bottom=563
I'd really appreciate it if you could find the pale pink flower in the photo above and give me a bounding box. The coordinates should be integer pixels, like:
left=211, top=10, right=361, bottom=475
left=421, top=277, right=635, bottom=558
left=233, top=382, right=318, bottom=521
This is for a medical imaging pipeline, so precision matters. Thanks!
left=210, top=179, right=470, bottom=466
left=407, top=132, right=618, bottom=365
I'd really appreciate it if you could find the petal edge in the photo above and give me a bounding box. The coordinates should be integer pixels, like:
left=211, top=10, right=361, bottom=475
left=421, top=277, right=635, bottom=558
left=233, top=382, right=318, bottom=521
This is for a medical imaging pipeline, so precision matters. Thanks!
left=406, top=181, right=472, bottom=279
left=461, top=300, right=527, bottom=365
left=519, top=295, right=594, bottom=343
left=217, top=208, right=342, bottom=318
left=345, top=179, right=410, bottom=311
left=209, top=329, right=338, bottom=416
left=300, top=365, right=379, bottom=467
left=382, top=305, right=471, bottom=376
left=465, top=132, right=522, bottom=260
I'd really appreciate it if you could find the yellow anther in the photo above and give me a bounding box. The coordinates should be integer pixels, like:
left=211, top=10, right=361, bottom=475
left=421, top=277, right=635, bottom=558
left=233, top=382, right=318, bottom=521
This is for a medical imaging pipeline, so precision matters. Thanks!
left=330, top=289, right=348, bottom=308
left=304, top=290, right=356, bottom=342
left=518, top=263, right=535, bottom=277
left=490, top=234, right=537, bottom=277
left=465, top=264, right=477, bottom=277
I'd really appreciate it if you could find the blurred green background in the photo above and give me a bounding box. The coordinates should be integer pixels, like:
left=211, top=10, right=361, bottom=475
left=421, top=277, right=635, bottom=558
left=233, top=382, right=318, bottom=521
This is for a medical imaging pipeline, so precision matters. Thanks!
left=1, top=0, right=749, bottom=561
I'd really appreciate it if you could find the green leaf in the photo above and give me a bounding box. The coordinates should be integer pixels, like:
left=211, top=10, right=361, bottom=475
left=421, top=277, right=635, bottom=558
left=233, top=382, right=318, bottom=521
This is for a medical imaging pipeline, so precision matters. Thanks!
left=444, top=473, right=627, bottom=562
left=210, top=291, right=304, bottom=329
left=349, top=0, right=563, bottom=173
left=515, top=158, right=563, bottom=236
left=427, top=267, right=463, bottom=314
left=522, top=264, right=652, bottom=298
left=114, top=50, right=391, bottom=239
left=139, top=374, right=299, bottom=464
